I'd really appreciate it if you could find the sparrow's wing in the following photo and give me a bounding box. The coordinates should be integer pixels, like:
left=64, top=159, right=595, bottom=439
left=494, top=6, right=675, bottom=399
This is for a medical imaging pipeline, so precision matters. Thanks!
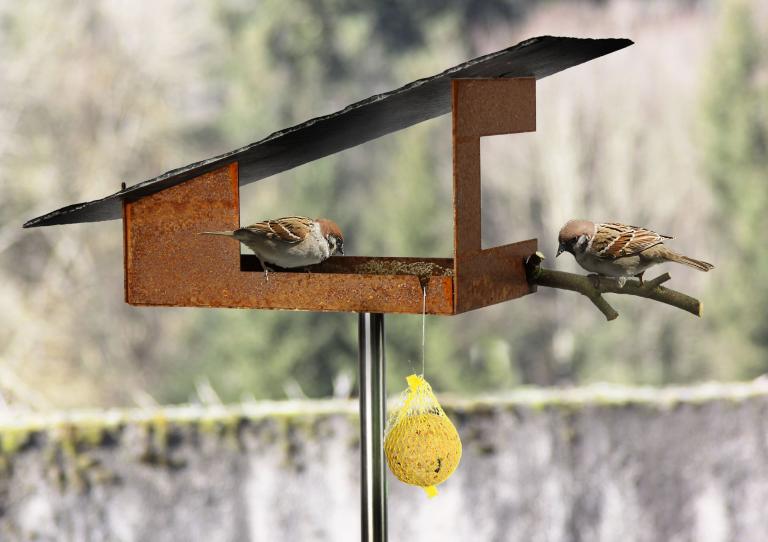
left=592, top=222, right=673, bottom=259
left=240, top=216, right=313, bottom=244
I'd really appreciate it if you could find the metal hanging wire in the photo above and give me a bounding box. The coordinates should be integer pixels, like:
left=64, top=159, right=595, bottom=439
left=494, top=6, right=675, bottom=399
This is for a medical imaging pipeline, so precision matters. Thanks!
left=421, top=285, right=426, bottom=378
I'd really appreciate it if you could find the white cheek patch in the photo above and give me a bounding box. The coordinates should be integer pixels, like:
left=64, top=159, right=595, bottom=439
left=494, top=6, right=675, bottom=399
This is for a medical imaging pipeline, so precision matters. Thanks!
left=575, top=234, right=589, bottom=250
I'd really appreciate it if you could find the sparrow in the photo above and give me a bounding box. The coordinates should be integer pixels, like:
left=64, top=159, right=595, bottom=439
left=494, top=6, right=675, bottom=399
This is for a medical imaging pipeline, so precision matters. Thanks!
left=202, top=216, right=344, bottom=279
left=557, top=220, right=714, bottom=287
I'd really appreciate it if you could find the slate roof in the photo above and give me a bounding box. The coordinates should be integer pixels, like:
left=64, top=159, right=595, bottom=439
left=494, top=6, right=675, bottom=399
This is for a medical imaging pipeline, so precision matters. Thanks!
left=24, top=35, right=631, bottom=228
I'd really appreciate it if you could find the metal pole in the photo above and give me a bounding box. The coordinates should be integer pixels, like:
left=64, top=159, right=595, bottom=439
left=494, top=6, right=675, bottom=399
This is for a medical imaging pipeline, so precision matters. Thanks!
left=358, top=313, right=387, bottom=542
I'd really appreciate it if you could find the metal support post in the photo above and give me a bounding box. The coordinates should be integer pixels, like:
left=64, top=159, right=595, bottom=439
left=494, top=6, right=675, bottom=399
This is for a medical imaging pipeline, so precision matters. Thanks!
left=358, top=312, right=387, bottom=542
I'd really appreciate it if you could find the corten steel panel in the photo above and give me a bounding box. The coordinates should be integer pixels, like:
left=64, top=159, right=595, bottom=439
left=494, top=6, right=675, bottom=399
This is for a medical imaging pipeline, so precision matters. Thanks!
left=124, top=164, right=454, bottom=314
left=452, top=78, right=538, bottom=314
left=453, top=78, right=537, bottom=138
left=453, top=240, right=537, bottom=313
left=240, top=255, right=454, bottom=315
left=124, top=163, right=241, bottom=307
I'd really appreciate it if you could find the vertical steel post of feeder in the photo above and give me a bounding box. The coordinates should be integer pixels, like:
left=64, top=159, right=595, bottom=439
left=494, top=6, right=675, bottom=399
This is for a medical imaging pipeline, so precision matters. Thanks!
left=358, top=312, right=387, bottom=542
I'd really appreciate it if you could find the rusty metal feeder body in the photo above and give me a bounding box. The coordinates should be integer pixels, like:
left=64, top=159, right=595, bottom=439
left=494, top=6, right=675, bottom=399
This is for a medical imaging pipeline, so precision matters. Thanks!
left=122, top=79, right=536, bottom=315
left=25, top=36, right=632, bottom=317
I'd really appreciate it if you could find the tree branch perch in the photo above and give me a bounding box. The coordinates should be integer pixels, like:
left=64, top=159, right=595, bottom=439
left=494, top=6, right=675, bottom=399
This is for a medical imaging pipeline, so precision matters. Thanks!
left=525, top=252, right=702, bottom=321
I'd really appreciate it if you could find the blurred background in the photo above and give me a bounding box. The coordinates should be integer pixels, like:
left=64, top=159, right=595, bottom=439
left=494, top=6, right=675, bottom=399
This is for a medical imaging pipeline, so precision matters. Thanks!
left=1, top=0, right=767, bottom=410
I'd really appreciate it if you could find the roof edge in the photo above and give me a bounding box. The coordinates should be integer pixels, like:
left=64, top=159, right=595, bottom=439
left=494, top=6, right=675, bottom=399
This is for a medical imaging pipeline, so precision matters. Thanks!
left=24, top=36, right=633, bottom=228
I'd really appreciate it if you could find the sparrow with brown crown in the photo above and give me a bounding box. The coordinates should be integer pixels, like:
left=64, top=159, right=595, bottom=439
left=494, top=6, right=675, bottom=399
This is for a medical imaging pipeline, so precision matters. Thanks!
left=202, top=216, right=344, bottom=279
left=557, top=220, right=713, bottom=287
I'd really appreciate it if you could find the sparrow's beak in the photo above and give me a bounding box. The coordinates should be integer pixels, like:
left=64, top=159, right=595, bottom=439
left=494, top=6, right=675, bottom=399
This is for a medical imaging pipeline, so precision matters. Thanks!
left=556, top=243, right=566, bottom=257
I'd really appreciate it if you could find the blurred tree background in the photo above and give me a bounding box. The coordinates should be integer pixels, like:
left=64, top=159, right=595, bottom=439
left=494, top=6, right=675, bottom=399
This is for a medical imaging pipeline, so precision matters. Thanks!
left=0, top=0, right=766, bottom=408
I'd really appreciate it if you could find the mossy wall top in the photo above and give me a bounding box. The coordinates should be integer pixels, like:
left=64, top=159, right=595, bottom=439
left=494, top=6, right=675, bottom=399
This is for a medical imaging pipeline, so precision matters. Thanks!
left=1, top=382, right=767, bottom=541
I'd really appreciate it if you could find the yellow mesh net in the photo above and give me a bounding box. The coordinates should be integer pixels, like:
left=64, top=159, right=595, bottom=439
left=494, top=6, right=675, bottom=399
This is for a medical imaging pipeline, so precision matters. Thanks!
left=384, top=374, right=462, bottom=498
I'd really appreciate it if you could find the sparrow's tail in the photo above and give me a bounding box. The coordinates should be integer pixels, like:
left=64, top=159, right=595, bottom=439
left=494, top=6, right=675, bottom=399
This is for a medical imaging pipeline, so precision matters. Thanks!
left=665, top=250, right=714, bottom=272
left=199, top=230, right=235, bottom=237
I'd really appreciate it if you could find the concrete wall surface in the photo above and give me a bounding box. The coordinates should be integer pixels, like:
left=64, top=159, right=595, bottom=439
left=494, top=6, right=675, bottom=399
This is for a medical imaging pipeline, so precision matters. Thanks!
left=1, top=382, right=767, bottom=542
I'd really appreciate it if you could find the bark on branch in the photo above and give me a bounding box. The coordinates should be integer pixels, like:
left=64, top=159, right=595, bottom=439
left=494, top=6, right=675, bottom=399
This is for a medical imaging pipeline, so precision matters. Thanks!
left=525, top=252, right=702, bottom=321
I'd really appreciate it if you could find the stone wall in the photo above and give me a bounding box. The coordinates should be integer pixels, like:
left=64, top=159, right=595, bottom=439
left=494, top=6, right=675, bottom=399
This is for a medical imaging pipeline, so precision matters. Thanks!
left=1, top=383, right=768, bottom=542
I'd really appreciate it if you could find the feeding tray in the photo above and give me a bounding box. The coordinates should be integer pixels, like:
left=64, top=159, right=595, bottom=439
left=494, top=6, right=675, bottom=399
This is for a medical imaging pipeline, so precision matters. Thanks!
left=24, top=36, right=632, bottom=315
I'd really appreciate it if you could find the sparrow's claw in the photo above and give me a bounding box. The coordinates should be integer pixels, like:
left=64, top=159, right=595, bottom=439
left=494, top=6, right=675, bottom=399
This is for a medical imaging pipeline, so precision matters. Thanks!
left=257, top=258, right=272, bottom=281
left=635, top=271, right=645, bottom=286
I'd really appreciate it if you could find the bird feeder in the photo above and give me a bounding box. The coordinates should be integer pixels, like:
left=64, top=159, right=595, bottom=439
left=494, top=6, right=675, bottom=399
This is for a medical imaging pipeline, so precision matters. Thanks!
left=24, top=36, right=632, bottom=541
left=25, top=36, right=631, bottom=316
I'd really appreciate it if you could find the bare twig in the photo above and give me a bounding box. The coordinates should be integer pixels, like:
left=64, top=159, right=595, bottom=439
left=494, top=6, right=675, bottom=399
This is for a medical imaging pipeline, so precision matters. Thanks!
left=525, top=252, right=702, bottom=321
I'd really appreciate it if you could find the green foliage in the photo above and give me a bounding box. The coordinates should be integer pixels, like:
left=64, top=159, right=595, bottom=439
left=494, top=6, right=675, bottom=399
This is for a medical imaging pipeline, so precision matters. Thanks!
left=701, top=1, right=767, bottom=220
left=700, top=0, right=768, bottom=378
left=161, top=310, right=355, bottom=401
left=160, top=0, right=768, bottom=402
left=5, top=0, right=768, bottom=408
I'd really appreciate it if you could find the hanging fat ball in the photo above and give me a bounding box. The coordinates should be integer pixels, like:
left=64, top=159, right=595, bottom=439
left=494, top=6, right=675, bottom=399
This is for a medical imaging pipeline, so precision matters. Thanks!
left=201, top=216, right=344, bottom=279
left=384, top=374, right=462, bottom=498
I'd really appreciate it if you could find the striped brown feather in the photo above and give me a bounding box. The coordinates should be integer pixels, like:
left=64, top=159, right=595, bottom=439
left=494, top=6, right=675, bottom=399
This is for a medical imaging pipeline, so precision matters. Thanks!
left=595, top=223, right=670, bottom=259
left=241, top=216, right=312, bottom=244
left=590, top=234, right=613, bottom=254
left=604, top=230, right=637, bottom=258
left=602, top=222, right=672, bottom=239
left=270, top=221, right=296, bottom=241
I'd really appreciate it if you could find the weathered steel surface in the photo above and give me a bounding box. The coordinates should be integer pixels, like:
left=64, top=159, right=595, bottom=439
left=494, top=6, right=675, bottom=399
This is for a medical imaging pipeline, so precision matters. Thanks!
left=124, top=78, right=540, bottom=315
left=124, top=164, right=454, bottom=314
left=24, top=36, right=632, bottom=228
left=453, top=136, right=482, bottom=254
left=453, top=78, right=537, bottom=138
left=124, top=163, right=241, bottom=307
left=452, top=78, right=538, bottom=313
left=453, top=241, right=538, bottom=314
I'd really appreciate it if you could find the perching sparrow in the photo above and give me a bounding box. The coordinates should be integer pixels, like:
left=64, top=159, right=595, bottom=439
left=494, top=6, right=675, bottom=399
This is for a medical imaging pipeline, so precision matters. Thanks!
left=557, top=220, right=713, bottom=287
left=202, top=216, right=344, bottom=279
